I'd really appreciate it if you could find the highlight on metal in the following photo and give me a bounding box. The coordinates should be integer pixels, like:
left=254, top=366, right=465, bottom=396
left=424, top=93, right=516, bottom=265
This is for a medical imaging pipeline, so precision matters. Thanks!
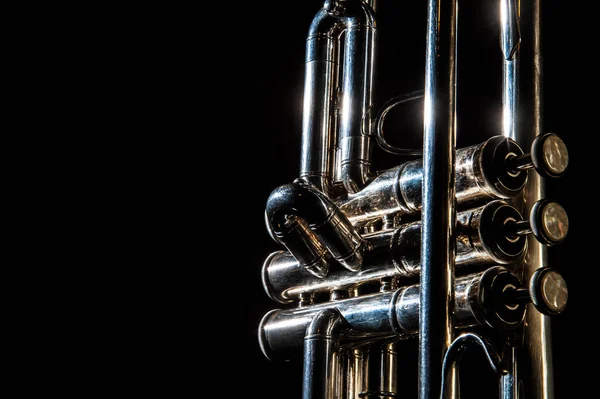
left=257, top=1, right=570, bottom=398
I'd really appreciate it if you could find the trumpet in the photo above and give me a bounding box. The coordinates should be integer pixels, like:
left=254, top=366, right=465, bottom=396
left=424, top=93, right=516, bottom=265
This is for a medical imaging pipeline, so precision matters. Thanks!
left=254, top=1, right=571, bottom=398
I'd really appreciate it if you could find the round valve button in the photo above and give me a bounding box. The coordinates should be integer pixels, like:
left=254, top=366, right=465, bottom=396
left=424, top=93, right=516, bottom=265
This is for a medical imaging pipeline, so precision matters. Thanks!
left=529, top=267, right=568, bottom=316
left=531, top=133, right=569, bottom=178
left=530, top=199, right=569, bottom=246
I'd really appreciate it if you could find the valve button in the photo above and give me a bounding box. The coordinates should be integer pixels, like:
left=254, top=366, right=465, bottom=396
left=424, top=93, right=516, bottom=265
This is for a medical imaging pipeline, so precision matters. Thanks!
left=541, top=134, right=569, bottom=177
left=531, top=133, right=569, bottom=178
left=529, top=267, right=568, bottom=316
left=530, top=199, right=569, bottom=246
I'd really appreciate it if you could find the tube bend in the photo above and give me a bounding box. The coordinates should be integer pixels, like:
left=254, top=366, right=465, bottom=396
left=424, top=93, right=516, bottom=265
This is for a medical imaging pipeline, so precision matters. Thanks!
left=336, top=0, right=377, bottom=194
left=439, top=332, right=505, bottom=399
left=305, top=307, right=346, bottom=340
left=303, top=308, right=346, bottom=399
left=265, top=179, right=365, bottom=275
left=302, top=0, right=378, bottom=196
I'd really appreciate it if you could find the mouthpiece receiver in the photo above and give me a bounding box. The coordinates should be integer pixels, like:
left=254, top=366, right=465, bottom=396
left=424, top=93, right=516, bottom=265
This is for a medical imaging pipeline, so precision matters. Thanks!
left=502, top=198, right=569, bottom=246
left=502, top=267, right=568, bottom=316
left=505, top=133, right=569, bottom=179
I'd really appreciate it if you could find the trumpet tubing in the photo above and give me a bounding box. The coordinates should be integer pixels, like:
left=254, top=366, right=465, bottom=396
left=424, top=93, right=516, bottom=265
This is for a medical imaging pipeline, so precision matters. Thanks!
left=257, top=1, right=569, bottom=398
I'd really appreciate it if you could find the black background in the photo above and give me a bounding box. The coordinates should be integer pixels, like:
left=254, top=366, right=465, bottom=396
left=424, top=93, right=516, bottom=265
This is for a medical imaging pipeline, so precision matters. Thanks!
left=237, top=1, right=596, bottom=397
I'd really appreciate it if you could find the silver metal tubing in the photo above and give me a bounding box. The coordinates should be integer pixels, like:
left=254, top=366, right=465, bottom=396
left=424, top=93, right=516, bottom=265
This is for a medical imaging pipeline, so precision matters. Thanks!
left=363, top=281, right=399, bottom=399
left=455, top=199, right=527, bottom=267
left=499, top=343, right=519, bottom=399
left=303, top=308, right=346, bottom=399
left=300, top=0, right=377, bottom=196
left=519, top=0, right=555, bottom=397
left=258, top=266, right=526, bottom=362
left=501, top=0, right=521, bottom=141
left=301, top=4, right=341, bottom=196
left=258, top=0, right=565, bottom=398
left=499, top=0, right=555, bottom=396
left=263, top=200, right=527, bottom=304
left=343, top=283, right=371, bottom=399
left=379, top=341, right=399, bottom=398
left=337, top=164, right=415, bottom=227
left=454, top=136, right=527, bottom=207
left=358, top=340, right=399, bottom=399
left=337, top=0, right=377, bottom=193
left=337, top=135, right=527, bottom=227
left=346, top=347, right=368, bottom=399
left=421, top=0, right=458, bottom=397
left=265, top=179, right=365, bottom=276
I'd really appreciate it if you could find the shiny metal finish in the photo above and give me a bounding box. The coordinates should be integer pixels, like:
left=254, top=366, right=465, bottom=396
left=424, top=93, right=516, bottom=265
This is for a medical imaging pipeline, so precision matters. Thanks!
left=499, top=344, right=519, bottom=399
left=515, top=0, right=555, bottom=397
left=260, top=289, right=399, bottom=361
left=505, top=133, right=569, bottom=178
left=302, top=308, right=345, bottom=399
left=301, top=6, right=339, bottom=196
left=263, top=200, right=529, bottom=303
left=336, top=165, right=414, bottom=227
left=258, top=267, right=526, bottom=361
left=262, top=248, right=397, bottom=305
left=455, top=200, right=526, bottom=266
left=501, top=0, right=521, bottom=140
left=337, top=136, right=529, bottom=228
left=338, top=3, right=377, bottom=193
left=360, top=341, right=399, bottom=399
left=300, top=0, right=377, bottom=196
left=259, top=1, right=567, bottom=398
left=500, top=0, right=521, bottom=61
left=420, top=0, right=457, bottom=397
left=346, top=348, right=367, bottom=399
left=265, top=179, right=365, bottom=275
left=501, top=199, right=569, bottom=246
left=379, top=341, right=398, bottom=398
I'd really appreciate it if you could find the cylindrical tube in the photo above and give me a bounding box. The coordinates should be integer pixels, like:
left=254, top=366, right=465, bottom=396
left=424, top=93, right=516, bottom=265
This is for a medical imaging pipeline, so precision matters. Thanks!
left=258, top=266, right=525, bottom=362
left=346, top=347, right=367, bottom=399
left=518, top=1, right=555, bottom=398
left=302, top=308, right=345, bottom=399
left=265, top=180, right=365, bottom=276
left=300, top=7, right=340, bottom=197
left=300, top=0, right=378, bottom=197
left=501, top=0, right=520, bottom=142
left=338, top=3, right=377, bottom=194
left=499, top=344, right=519, bottom=399
left=262, top=200, right=526, bottom=304
left=380, top=341, right=398, bottom=398
left=337, top=135, right=527, bottom=227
